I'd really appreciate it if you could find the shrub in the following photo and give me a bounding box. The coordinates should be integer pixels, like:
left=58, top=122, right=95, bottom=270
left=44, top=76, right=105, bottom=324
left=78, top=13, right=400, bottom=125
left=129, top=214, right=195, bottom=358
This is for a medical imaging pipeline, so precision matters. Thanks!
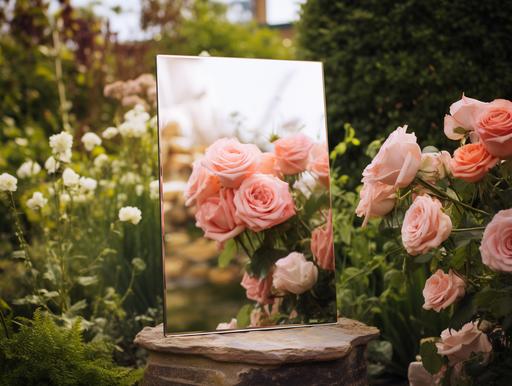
left=298, top=0, right=512, bottom=171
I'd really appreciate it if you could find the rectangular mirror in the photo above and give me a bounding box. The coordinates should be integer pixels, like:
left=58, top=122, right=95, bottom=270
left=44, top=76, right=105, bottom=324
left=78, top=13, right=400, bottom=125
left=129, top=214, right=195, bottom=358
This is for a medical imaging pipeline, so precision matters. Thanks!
left=157, top=55, right=336, bottom=335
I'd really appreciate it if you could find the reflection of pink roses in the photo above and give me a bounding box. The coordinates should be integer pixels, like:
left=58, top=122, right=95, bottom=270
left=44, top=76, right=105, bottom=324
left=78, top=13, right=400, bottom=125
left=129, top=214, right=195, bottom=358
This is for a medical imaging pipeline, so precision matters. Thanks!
left=401, top=195, right=452, bottom=256
left=273, top=252, right=318, bottom=295
left=444, top=95, right=488, bottom=140
left=202, top=138, right=262, bottom=188
left=436, top=322, right=492, bottom=365
left=423, top=269, right=465, bottom=312
left=241, top=272, right=274, bottom=305
left=274, top=133, right=314, bottom=175
left=311, top=210, right=335, bottom=271
left=476, top=99, right=512, bottom=159
left=308, top=143, right=330, bottom=186
left=356, top=182, right=396, bottom=227
left=450, top=143, right=498, bottom=183
left=362, top=125, right=421, bottom=188
left=195, top=188, right=245, bottom=243
left=480, top=209, right=512, bottom=272
left=234, top=174, right=295, bottom=231
left=184, top=159, right=220, bottom=206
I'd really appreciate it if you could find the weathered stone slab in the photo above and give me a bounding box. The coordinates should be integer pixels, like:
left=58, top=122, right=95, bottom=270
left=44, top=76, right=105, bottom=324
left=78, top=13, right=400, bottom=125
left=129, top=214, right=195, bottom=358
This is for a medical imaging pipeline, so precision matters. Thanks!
left=135, top=318, right=378, bottom=365
left=135, top=319, right=379, bottom=386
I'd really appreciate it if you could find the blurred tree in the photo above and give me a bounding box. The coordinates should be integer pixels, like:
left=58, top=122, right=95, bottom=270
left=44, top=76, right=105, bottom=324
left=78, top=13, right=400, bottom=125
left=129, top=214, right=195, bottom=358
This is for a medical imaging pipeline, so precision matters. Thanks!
left=298, top=0, right=512, bottom=172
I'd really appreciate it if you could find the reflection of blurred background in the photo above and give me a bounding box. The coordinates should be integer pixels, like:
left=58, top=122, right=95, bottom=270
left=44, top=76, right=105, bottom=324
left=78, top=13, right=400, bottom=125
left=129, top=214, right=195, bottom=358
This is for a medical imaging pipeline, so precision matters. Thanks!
left=158, top=56, right=326, bottom=332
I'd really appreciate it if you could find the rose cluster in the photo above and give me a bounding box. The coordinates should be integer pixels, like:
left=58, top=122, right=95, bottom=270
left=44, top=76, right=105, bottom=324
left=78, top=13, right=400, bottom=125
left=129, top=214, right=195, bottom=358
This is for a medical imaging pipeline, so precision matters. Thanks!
left=357, top=94, right=512, bottom=381
left=182, top=134, right=335, bottom=330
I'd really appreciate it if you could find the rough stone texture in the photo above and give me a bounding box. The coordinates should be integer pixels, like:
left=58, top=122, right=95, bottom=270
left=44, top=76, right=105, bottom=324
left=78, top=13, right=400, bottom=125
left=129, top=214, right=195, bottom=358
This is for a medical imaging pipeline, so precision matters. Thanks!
left=135, top=319, right=379, bottom=386
left=408, top=361, right=434, bottom=386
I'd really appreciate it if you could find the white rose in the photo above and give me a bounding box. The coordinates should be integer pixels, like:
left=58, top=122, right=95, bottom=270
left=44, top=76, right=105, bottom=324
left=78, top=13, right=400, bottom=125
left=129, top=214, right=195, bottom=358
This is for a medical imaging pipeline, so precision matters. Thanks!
left=17, top=160, right=41, bottom=178
left=273, top=252, right=318, bottom=295
left=418, top=150, right=452, bottom=183
left=44, top=156, right=60, bottom=174
left=93, top=154, right=109, bottom=169
left=79, top=177, right=97, bottom=191
left=81, top=132, right=102, bottom=151
left=102, top=127, right=119, bottom=139
left=62, top=168, right=80, bottom=187
left=27, top=192, right=47, bottom=210
left=49, top=132, right=73, bottom=162
left=118, top=206, right=142, bottom=225
left=0, top=173, right=17, bottom=192
left=149, top=179, right=159, bottom=200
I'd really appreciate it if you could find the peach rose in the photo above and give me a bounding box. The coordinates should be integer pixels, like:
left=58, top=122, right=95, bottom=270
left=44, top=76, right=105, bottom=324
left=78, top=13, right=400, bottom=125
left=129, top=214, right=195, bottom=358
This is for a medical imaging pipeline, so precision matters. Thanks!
left=450, top=143, right=498, bottom=182
left=423, top=269, right=465, bottom=312
left=273, top=252, right=318, bottom=295
left=202, top=137, right=262, bottom=188
left=194, top=188, right=245, bottom=243
left=401, top=195, right=452, bottom=256
left=480, top=209, right=512, bottom=272
left=362, top=125, right=421, bottom=188
left=234, top=173, right=295, bottom=231
left=184, top=159, right=220, bottom=206
left=241, top=272, right=274, bottom=305
left=444, top=95, right=488, bottom=140
left=476, top=99, right=512, bottom=159
left=311, top=210, right=335, bottom=271
left=308, top=143, right=330, bottom=186
left=356, top=182, right=396, bottom=227
left=274, top=133, right=314, bottom=175
left=257, top=152, right=280, bottom=176
left=436, top=322, right=492, bottom=364
left=418, top=151, right=452, bottom=183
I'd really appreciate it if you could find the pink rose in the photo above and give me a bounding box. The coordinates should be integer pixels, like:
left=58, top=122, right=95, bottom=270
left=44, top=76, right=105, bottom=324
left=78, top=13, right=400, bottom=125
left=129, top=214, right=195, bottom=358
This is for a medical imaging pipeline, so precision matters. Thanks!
left=202, top=137, right=262, bottom=188
left=308, top=143, right=330, bottom=186
left=480, top=209, right=512, bottom=272
left=241, top=272, right=274, bottom=305
left=423, top=269, right=465, bottom=312
left=184, top=159, right=220, bottom=206
left=436, top=322, right=492, bottom=364
left=234, top=173, right=295, bottom=231
left=418, top=151, right=452, bottom=183
left=444, top=95, right=488, bottom=140
left=401, top=195, right=452, bottom=256
left=273, top=252, right=318, bottom=295
left=274, top=133, right=314, bottom=175
left=257, top=152, right=280, bottom=176
left=356, top=182, right=396, bottom=227
left=362, top=125, right=421, bottom=188
left=194, top=188, right=245, bottom=243
left=311, top=210, right=335, bottom=271
left=476, top=99, right=512, bottom=159
left=450, top=143, right=498, bottom=183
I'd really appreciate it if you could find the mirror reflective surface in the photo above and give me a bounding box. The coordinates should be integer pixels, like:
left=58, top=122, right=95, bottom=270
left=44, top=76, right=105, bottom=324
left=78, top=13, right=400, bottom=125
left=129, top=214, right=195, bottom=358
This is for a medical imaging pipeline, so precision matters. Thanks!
left=157, top=55, right=336, bottom=334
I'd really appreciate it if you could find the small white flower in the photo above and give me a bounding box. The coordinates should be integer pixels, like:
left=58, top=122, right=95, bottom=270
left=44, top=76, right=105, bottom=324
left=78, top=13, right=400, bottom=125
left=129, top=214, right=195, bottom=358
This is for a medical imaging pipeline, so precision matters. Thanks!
left=117, top=193, right=128, bottom=203
left=74, top=193, right=88, bottom=203
left=60, top=193, right=71, bottom=203
left=79, top=177, right=97, bottom=191
left=118, top=119, right=147, bottom=138
left=0, top=173, right=17, bottom=192
left=49, top=132, right=73, bottom=162
left=44, top=156, right=60, bottom=174
left=93, top=154, right=109, bottom=169
left=27, top=192, right=47, bottom=210
left=119, top=206, right=142, bottom=225
left=99, top=179, right=115, bottom=190
left=120, top=172, right=140, bottom=185
left=15, top=138, right=28, bottom=146
left=81, top=132, right=102, bottom=151
left=17, top=160, right=41, bottom=178
left=149, top=179, right=160, bottom=200
left=62, top=168, right=80, bottom=187
left=111, top=160, right=123, bottom=174
left=102, top=127, right=119, bottom=139
left=135, top=184, right=144, bottom=196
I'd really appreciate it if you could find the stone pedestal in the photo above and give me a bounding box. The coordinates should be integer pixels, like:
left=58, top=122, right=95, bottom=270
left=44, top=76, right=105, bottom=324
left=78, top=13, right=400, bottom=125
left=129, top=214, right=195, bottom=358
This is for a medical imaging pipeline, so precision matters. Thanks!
left=135, top=318, right=379, bottom=386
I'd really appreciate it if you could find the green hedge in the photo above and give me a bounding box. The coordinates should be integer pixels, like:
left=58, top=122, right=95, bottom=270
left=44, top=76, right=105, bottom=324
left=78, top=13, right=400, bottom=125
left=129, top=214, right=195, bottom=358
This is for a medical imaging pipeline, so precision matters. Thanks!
left=298, top=0, right=512, bottom=170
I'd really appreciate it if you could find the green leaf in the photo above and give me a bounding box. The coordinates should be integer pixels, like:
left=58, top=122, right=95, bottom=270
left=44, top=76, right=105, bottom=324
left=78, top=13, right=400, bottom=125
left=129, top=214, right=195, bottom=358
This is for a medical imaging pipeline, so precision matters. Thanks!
left=420, top=339, right=444, bottom=374
left=218, top=239, right=237, bottom=268
left=236, top=304, right=253, bottom=328
left=449, top=293, right=476, bottom=330
left=76, top=276, right=99, bottom=286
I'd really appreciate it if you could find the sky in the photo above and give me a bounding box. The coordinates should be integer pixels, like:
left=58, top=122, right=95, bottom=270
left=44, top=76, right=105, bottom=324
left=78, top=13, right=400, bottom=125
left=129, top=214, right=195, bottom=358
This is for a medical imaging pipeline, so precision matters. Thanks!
left=50, top=0, right=306, bottom=41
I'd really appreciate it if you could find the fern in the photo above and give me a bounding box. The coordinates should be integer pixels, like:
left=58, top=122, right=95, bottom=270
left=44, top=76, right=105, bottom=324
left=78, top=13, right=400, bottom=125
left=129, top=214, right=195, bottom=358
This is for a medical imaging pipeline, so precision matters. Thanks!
left=0, top=310, right=142, bottom=386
